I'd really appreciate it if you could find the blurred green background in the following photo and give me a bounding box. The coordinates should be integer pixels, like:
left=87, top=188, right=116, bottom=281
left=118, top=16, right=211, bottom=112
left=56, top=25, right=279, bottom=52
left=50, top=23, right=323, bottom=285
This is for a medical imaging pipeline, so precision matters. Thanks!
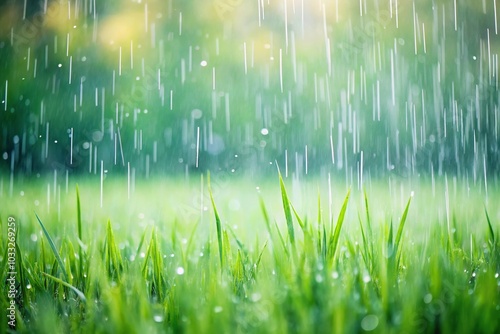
left=0, top=0, right=499, bottom=180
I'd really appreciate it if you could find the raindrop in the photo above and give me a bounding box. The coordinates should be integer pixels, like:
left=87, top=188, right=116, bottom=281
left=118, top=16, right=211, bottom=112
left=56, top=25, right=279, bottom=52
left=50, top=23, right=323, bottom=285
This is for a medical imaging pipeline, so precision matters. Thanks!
left=360, top=314, right=379, bottom=331
left=191, top=109, right=203, bottom=120
left=92, top=131, right=103, bottom=142
left=315, top=274, right=324, bottom=283
left=261, top=128, right=269, bottom=135
left=251, top=293, right=262, bottom=302
left=153, top=315, right=164, bottom=323
left=176, top=267, right=185, bottom=275
left=200, top=60, right=207, bottom=67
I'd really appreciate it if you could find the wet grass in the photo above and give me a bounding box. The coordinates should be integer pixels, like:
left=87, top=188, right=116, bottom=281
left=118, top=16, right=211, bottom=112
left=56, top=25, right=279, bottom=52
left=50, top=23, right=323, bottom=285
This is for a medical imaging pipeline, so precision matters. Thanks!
left=0, top=174, right=499, bottom=333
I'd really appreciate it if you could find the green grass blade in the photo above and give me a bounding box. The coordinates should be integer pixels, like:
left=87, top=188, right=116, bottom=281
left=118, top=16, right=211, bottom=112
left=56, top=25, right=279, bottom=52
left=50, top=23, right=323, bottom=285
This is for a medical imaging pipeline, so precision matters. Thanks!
left=363, top=190, right=371, bottom=230
left=255, top=240, right=268, bottom=271
left=388, top=220, right=394, bottom=252
left=274, top=220, right=290, bottom=258
left=105, top=220, right=123, bottom=279
left=76, top=184, right=82, bottom=243
left=208, top=172, right=224, bottom=270
left=76, top=184, right=84, bottom=281
left=277, top=164, right=295, bottom=245
left=227, top=225, right=248, bottom=257
left=42, top=272, right=87, bottom=303
left=394, top=196, right=412, bottom=255
left=259, top=196, right=272, bottom=236
left=291, top=205, right=306, bottom=232
left=222, top=230, right=232, bottom=267
left=135, top=226, right=149, bottom=259
left=485, top=207, right=495, bottom=246
left=327, top=189, right=351, bottom=261
left=35, top=213, right=68, bottom=280
left=358, top=212, right=370, bottom=270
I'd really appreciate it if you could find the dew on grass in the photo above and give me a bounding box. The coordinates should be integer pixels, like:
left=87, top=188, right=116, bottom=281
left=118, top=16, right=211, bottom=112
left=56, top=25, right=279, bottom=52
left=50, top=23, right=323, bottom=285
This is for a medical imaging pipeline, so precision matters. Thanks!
left=332, top=271, right=339, bottom=279
left=176, top=267, right=185, bottom=275
left=251, top=293, right=262, bottom=302
left=423, top=294, right=432, bottom=304
left=361, top=314, right=379, bottom=331
left=362, top=274, right=371, bottom=283
left=153, top=314, right=165, bottom=323
left=30, top=234, right=38, bottom=242
left=214, top=306, right=223, bottom=313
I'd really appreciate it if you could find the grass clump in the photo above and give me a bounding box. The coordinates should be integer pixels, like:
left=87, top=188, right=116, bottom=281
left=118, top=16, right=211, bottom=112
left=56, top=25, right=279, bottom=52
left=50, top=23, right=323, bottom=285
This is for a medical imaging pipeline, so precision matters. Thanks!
left=0, top=174, right=499, bottom=334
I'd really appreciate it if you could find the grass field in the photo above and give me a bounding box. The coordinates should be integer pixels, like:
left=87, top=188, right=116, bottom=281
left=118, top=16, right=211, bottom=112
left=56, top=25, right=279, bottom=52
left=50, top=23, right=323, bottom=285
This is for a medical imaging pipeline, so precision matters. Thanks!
left=1, top=172, right=499, bottom=333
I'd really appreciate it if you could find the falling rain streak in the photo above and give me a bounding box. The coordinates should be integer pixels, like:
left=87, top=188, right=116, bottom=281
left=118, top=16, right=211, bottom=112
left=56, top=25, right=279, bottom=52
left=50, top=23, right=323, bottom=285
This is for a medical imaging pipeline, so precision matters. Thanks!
left=0, top=0, right=496, bottom=222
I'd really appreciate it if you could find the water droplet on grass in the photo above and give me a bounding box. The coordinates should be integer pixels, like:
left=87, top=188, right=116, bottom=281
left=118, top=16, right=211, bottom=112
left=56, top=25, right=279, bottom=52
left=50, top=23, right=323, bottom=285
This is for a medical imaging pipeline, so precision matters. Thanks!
left=251, top=293, right=261, bottom=302
left=153, top=315, right=165, bottom=323
left=214, top=306, right=223, bottom=313
left=176, top=267, right=185, bottom=275
left=423, top=293, right=432, bottom=304
left=361, top=314, right=379, bottom=331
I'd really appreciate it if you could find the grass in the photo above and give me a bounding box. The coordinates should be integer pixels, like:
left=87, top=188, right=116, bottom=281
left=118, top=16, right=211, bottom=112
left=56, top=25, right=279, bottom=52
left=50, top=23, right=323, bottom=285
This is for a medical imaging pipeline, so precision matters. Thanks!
left=0, top=173, right=499, bottom=333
